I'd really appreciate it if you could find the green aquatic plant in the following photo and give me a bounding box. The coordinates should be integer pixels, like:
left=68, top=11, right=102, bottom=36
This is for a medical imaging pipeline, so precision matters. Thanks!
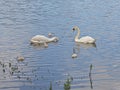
left=64, top=77, right=73, bottom=90
left=89, top=64, right=93, bottom=77
left=89, top=64, right=93, bottom=89
left=11, top=66, right=18, bottom=72
left=9, top=63, right=11, bottom=67
left=3, top=69, right=5, bottom=73
left=49, top=82, right=52, bottom=90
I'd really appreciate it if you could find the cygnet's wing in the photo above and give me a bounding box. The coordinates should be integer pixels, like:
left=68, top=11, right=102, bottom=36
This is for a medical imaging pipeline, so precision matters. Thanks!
left=31, top=35, right=49, bottom=43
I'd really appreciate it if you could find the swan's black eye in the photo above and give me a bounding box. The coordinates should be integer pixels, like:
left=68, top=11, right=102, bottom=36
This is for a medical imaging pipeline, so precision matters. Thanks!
left=73, top=28, right=75, bottom=30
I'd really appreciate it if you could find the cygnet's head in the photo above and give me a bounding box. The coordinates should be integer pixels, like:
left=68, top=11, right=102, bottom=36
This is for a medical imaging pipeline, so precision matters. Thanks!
left=48, top=33, right=54, bottom=38
left=72, top=26, right=79, bottom=31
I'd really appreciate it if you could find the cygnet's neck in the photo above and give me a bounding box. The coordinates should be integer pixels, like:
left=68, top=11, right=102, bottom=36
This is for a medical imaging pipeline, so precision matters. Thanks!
left=49, top=37, right=58, bottom=42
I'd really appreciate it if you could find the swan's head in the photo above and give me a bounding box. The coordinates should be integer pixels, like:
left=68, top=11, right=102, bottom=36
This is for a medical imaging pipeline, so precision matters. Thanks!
left=52, top=37, right=59, bottom=42
left=72, top=26, right=79, bottom=31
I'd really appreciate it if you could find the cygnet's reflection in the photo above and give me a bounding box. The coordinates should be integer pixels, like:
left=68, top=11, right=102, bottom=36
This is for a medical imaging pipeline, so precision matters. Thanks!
left=30, top=42, right=59, bottom=49
left=30, top=42, right=48, bottom=49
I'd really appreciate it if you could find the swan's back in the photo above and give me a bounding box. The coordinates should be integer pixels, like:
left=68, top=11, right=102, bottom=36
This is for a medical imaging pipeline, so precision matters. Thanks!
left=76, top=36, right=96, bottom=44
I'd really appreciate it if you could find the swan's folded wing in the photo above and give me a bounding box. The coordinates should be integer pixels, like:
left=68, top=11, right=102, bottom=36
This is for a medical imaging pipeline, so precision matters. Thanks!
left=79, top=36, right=95, bottom=43
left=31, top=35, right=49, bottom=43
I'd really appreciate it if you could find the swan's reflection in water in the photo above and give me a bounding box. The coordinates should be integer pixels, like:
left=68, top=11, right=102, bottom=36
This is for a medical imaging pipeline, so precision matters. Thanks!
left=74, top=43, right=96, bottom=54
left=71, top=43, right=95, bottom=89
left=72, top=43, right=97, bottom=56
left=73, top=43, right=96, bottom=89
left=75, top=43, right=96, bottom=49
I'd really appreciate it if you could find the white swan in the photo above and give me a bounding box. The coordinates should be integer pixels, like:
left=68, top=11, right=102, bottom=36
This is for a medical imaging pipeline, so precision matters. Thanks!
left=30, top=35, right=59, bottom=45
left=72, top=26, right=96, bottom=44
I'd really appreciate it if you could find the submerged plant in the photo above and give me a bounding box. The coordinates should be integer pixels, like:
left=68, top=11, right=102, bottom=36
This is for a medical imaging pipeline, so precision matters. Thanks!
left=89, top=64, right=93, bottom=73
left=89, top=64, right=93, bottom=89
left=49, top=82, right=52, bottom=90
left=64, top=77, right=73, bottom=90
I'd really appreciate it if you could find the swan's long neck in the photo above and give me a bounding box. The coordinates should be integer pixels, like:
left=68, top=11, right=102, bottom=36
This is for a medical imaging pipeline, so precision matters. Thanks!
left=75, top=28, right=80, bottom=40
left=49, top=37, right=58, bottom=42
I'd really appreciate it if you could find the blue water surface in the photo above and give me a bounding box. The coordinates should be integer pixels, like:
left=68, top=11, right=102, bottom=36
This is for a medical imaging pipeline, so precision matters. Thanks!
left=0, top=0, right=120, bottom=90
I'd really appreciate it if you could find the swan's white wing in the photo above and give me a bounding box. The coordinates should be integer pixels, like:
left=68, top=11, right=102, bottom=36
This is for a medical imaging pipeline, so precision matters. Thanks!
left=79, top=36, right=95, bottom=43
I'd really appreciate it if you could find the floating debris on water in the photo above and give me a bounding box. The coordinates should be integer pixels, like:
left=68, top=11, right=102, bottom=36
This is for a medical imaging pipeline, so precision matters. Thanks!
left=17, top=56, right=25, bottom=61
left=71, top=53, right=77, bottom=58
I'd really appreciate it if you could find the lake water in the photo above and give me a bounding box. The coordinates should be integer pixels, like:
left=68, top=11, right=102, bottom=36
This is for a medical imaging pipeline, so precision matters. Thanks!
left=0, top=0, right=120, bottom=90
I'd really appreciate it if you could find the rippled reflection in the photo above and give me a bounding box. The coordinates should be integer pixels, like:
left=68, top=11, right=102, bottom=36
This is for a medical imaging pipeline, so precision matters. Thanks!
left=75, top=42, right=96, bottom=49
